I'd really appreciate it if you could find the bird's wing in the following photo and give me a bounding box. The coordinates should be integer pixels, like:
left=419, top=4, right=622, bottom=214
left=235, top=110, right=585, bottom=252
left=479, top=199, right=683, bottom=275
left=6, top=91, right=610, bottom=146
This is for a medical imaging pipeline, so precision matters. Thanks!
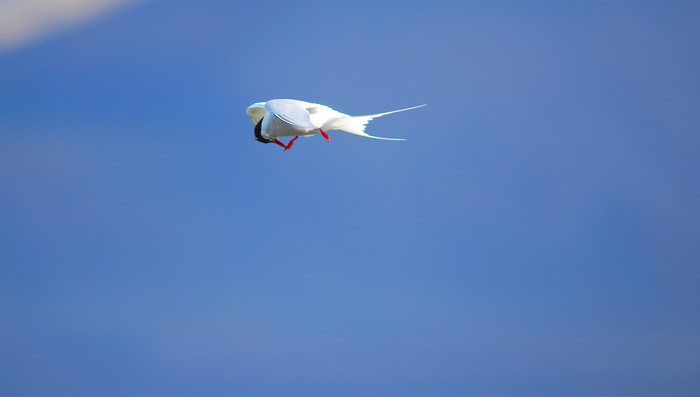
left=265, top=99, right=318, bottom=130
left=246, top=102, right=267, bottom=124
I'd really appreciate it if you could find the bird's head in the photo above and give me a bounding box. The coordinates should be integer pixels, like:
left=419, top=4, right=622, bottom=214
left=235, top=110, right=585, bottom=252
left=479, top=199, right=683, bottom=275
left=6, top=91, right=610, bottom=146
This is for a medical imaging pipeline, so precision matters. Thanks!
left=254, top=117, right=271, bottom=143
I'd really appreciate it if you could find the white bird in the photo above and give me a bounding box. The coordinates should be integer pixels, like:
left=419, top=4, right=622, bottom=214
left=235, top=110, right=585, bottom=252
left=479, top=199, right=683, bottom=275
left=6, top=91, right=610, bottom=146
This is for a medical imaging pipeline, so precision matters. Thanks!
left=246, top=99, right=426, bottom=150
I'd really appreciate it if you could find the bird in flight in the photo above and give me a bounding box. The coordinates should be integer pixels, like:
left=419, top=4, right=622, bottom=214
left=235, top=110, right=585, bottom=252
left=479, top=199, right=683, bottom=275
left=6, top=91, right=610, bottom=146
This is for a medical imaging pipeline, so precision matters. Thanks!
left=246, top=99, right=425, bottom=150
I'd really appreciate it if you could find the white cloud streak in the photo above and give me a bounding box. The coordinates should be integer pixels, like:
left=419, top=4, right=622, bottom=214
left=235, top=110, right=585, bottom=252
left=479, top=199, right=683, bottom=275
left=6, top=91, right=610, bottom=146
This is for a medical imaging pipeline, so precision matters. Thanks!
left=0, top=0, right=150, bottom=52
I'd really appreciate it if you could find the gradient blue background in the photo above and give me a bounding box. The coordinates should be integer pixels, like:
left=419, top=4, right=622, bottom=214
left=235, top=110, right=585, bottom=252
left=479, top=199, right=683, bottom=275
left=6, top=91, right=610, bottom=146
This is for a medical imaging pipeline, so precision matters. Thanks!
left=1, top=1, right=699, bottom=396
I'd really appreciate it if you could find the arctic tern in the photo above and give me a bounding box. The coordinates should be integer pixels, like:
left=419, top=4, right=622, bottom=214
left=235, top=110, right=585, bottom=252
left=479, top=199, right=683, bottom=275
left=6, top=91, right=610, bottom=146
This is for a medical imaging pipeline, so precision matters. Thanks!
left=246, top=99, right=425, bottom=150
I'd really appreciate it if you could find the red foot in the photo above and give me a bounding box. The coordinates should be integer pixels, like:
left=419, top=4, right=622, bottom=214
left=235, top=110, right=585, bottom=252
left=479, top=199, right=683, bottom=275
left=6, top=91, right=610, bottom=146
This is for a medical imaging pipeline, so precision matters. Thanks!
left=320, top=129, right=330, bottom=142
left=273, top=137, right=299, bottom=150
left=283, top=136, right=299, bottom=151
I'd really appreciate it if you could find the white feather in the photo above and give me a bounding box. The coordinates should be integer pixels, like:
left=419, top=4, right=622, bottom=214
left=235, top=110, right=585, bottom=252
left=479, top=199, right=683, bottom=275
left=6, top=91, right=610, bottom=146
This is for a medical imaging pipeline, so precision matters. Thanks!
left=246, top=99, right=425, bottom=143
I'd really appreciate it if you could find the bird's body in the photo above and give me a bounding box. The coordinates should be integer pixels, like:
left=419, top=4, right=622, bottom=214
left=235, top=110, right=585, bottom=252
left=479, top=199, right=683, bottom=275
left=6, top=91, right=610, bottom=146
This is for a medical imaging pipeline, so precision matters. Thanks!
left=246, top=99, right=425, bottom=150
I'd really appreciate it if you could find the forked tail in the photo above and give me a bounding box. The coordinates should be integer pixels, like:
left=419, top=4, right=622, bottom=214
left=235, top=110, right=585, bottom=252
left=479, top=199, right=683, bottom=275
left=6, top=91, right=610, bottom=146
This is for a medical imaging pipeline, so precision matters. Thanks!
left=324, top=104, right=426, bottom=140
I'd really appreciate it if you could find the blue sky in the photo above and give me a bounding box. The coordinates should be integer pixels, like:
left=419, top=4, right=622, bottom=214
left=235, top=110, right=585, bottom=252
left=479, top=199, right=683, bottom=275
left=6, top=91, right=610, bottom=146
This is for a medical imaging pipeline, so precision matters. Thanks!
left=1, top=1, right=699, bottom=396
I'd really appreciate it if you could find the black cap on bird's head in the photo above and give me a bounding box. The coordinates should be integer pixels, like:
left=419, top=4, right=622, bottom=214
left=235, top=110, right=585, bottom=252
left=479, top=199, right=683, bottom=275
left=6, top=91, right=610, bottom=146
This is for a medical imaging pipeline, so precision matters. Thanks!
left=254, top=117, right=271, bottom=143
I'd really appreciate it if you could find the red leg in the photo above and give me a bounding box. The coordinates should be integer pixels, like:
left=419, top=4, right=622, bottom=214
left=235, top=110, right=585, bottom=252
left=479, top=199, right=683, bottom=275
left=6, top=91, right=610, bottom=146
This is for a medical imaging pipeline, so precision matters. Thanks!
left=320, top=129, right=330, bottom=142
left=273, top=139, right=287, bottom=149
left=284, top=136, right=299, bottom=151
